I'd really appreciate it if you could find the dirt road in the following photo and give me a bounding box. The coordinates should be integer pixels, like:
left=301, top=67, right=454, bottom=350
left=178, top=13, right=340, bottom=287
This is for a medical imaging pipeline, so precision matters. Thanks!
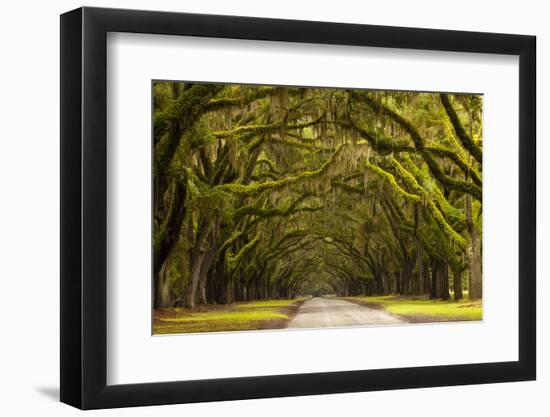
left=287, top=297, right=404, bottom=329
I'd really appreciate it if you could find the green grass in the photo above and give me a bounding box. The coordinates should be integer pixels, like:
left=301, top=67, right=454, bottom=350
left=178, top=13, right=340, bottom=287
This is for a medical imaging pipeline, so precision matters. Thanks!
left=345, top=295, right=482, bottom=323
left=158, top=311, right=289, bottom=323
left=153, top=298, right=306, bottom=335
left=237, top=299, right=302, bottom=308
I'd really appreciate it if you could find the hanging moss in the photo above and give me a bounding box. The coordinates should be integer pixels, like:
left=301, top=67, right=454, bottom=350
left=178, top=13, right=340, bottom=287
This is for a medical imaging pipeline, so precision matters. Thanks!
left=227, top=236, right=260, bottom=271
left=206, top=86, right=275, bottom=113
left=400, top=154, right=466, bottom=230
left=255, top=157, right=281, bottom=175
left=440, top=94, right=483, bottom=163
left=358, top=92, right=482, bottom=201
left=153, top=82, right=483, bottom=306
left=212, top=114, right=325, bottom=140
left=216, top=144, right=347, bottom=196
left=425, top=145, right=482, bottom=186
left=232, top=197, right=321, bottom=220
left=386, top=157, right=467, bottom=249
left=366, top=161, right=422, bottom=203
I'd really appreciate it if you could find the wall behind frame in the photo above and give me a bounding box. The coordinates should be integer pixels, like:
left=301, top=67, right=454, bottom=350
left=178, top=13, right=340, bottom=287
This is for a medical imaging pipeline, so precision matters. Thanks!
left=0, top=0, right=544, bottom=416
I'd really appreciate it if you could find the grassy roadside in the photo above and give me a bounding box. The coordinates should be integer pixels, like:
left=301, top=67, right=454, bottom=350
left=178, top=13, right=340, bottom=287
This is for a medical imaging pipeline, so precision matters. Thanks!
left=343, top=295, right=482, bottom=323
left=153, top=298, right=308, bottom=335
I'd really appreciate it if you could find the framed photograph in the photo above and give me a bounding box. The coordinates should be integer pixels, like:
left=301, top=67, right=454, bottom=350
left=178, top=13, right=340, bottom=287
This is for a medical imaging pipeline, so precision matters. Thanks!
left=60, top=6, right=536, bottom=409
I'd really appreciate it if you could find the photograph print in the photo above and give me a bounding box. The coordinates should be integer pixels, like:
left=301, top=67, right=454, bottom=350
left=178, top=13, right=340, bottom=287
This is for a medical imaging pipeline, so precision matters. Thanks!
left=152, top=82, right=483, bottom=335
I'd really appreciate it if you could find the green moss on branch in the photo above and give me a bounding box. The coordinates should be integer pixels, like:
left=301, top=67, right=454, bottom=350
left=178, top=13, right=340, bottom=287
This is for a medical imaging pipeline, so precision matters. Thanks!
left=440, top=94, right=482, bottom=163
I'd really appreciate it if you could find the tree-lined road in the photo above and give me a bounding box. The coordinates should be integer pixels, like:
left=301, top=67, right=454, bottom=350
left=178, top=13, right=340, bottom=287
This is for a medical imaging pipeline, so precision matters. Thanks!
left=287, top=297, right=404, bottom=328
left=153, top=83, right=483, bottom=320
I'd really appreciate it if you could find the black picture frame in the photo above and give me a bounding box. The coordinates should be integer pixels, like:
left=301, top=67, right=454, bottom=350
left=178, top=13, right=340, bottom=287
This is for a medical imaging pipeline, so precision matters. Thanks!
left=60, top=6, right=536, bottom=410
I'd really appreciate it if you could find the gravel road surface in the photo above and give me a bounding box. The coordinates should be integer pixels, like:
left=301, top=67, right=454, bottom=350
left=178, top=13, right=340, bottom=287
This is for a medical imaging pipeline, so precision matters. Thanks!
left=288, top=297, right=404, bottom=329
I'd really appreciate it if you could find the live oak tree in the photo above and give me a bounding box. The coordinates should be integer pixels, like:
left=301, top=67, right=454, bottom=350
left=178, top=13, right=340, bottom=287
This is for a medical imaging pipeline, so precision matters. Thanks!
left=152, top=82, right=483, bottom=308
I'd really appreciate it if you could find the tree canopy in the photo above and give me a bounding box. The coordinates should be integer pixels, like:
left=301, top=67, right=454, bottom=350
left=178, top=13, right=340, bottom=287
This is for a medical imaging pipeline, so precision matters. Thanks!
left=152, top=82, right=482, bottom=309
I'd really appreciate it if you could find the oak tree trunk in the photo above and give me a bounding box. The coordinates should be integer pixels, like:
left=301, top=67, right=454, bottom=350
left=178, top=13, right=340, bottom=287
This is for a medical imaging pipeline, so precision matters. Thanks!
left=440, top=261, right=450, bottom=300
left=466, top=195, right=482, bottom=299
left=154, top=260, right=173, bottom=309
left=453, top=270, right=463, bottom=301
